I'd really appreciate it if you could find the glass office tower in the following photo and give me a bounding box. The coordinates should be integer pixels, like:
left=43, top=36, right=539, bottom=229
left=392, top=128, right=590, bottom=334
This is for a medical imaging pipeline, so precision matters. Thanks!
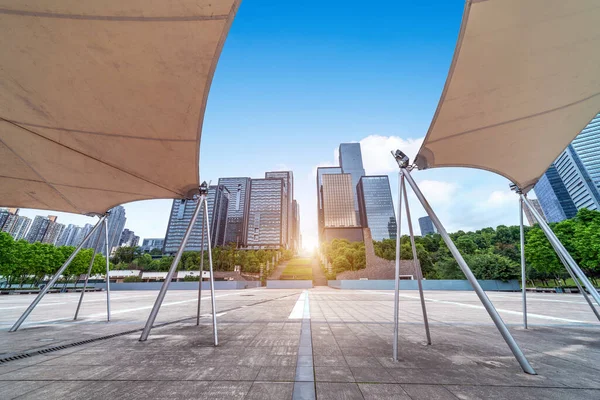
left=316, top=166, right=342, bottom=243
left=534, top=164, right=577, bottom=222
left=218, top=177, right=251, bottom=247
left=339, top=143, right=366, bottom=225
left=418, top=216, right=436, bottom=235
left=322, top=174, right=357, bottom=228
left=554, top=145, right=600, bottom=211
left=571, top=113, right=600, bottom=192
left=246, top=178, right=286, bottom=249
left=163, top=185, right=229, bottom=254
left=357, top=176, right=397, bottom=241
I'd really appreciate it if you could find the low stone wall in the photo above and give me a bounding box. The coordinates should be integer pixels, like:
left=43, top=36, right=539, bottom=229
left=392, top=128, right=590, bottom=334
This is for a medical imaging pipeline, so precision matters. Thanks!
left=266, top=280, right=313, bottom=289
left=336, top=228, right=417, bottom=280
left=93, top=281, right=261, bottom=291
left=328, top=279, right=520, bottom=291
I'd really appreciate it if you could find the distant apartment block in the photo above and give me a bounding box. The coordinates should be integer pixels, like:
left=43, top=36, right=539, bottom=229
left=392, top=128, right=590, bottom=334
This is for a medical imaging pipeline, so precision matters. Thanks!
left=119, top=228, right=139, bottom=247
left=357, top=176, right=397, bottom=241
left=523, top=199, right=547, bottom=226
left=1, top=209, right=31, bottom=240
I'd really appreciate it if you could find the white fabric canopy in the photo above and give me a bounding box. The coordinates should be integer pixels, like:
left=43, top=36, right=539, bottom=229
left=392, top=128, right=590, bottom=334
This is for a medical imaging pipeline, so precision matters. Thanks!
left=0, top=1, right=240, bottom=215
left=415, top=0, right=600, bottom=192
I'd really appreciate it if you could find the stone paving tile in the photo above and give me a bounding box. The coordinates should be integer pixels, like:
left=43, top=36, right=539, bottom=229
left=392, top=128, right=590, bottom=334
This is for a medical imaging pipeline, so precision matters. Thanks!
left=315, top=366, right=355, bottom=382
left=401, top=384, right=460, bottom=400
left=358, top=383, right=413, bottom=399
left=256, top=366, right=296, bottom=381
left=0, top=380, right=52, bottom=399
left=351, top=367, right=396, bottom=383
left=314, top=355, right=347, bottom=367
left=246, top=381, right=293, bottom=399
left=445, top=385, right=600, bottom=400
left=344, top=356, right=383, bottom=368
left=316, top=382, right=364, bottom=400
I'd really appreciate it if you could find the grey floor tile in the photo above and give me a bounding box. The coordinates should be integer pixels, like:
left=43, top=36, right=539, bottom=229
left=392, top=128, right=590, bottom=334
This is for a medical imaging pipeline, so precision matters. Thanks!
left=351, top=367, right=396, bottom=383
left=401, top=384, right=459, bottom=400
left=359, top=383, right=412, bottom=400
left=315, top=366, right=355, bottom=382
left=246, top=382, right=294, bottom=400
left=257, top=366, right=296, bottom=381
left=316, top=382, right=363, bottom=400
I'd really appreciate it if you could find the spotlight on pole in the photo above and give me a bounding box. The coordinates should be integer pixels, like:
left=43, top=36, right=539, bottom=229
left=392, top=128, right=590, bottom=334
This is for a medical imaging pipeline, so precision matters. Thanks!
left=391, top=149, right=410, bottom=168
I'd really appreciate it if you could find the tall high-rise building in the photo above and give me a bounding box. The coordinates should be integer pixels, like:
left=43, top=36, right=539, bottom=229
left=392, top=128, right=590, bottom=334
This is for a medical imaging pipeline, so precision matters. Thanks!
left=26, top=215, right=56, bottom=243
left=419, top=216, right=436, bottom=236
left=534, top=164, right=578, bottom=223
left=218, top=177, right=251, bottom=247
left=42, top=221, right=65, bottom=245
left=291, top=200, right=301, bottom=252
left=265, top=171, right=293, bottom=248
left=316, top=166, right=342, bottom=243
left=75, top=223, right=94, bottom=248
left=322, top=174, right=357, bottom=228
left=357, top=176, right=397, bottom=241
left=339, top=143, right=366, bottom=224
left=523, top=199, right=547, bottom=226
left=89, top=206, right=127, bottom=256
left=246, top=178, right=286, bottom=249
left=555, top=145, right=600, bottom=210
left=1, top=210, right=32, bottom=241
left=119, top=229, right=139, bottom=247
left=163, top=185, right=230, bottom=254
left=56, top=224, right=81, bottom=247
left=571, top=113, right=600, bottom=192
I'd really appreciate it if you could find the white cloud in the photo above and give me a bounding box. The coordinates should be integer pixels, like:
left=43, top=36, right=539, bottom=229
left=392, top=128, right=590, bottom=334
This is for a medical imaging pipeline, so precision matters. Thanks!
left=486, top=190, right=515, bottom=208
left=417, top=180, right=458, bottom=205
left=359, top=135, right=423, bottom=175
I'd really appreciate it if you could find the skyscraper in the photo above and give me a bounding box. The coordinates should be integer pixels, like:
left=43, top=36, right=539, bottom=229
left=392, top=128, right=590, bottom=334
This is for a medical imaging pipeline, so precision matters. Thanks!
left=571, top=113, right=600, bottom=192
left=339, top=143, right=366, bottom=224
left=42, top=222, right=65, bottom=245
left=265, top=171, right=293, bottom=248
left=554, top=145, right=600, bottom=211
left=163, top=185, right=230, bottom=254
left=1, top=210, right=31, bottom=241
left=26, top=215, right=56, bottom=243
left=357, top=176, right=397, bottom=241
left=246, top=178, right=286, bottom=249
left=291, top=200, right=301, bottom=252
left=316, top=166, right=342, bottom=243
left=90, top=206, right=127, bottom=256
left=534, top=164, right=578, bottom=223
left=218, top=177, right=251, bottom=247
left=119, top=229, right=139, bottom=247
left=419, top=216, right=436, bottom=235
left=322, top=174, right=357, bottom=228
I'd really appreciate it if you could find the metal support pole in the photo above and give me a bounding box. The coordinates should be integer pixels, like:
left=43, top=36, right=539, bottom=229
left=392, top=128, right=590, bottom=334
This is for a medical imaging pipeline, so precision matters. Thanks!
left=204, top=199, right=219, bottom=346
left=519, top=198, right=527, bottom=329
left=521, top=197, right=600, bottom=321
left=104, top=217, right=111, bottom=322
left=74, top=223, right=104, bottom=320
left=10, top=215, right=107, bottom=332
left=521, top=195, right=600, bottom=307
left=402, top=167, right=535, bottom=374
left=196, top=206, right=206, bottom=326
left=555, top=247, right=600, bottom=321
left=402, top=177, right=432, bottom=344
left=140, top=195, right=204, bottom=341
left=393, top=171, right=403, bottom=361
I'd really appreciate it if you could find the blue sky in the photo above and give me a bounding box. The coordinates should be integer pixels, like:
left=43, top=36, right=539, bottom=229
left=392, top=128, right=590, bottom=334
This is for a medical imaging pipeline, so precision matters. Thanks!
left=16, top=0, right=527, bottom=249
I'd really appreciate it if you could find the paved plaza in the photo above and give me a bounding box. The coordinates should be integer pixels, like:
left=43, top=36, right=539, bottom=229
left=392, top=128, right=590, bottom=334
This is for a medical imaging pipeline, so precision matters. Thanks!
left=1, top=287, right=599, bottom=399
